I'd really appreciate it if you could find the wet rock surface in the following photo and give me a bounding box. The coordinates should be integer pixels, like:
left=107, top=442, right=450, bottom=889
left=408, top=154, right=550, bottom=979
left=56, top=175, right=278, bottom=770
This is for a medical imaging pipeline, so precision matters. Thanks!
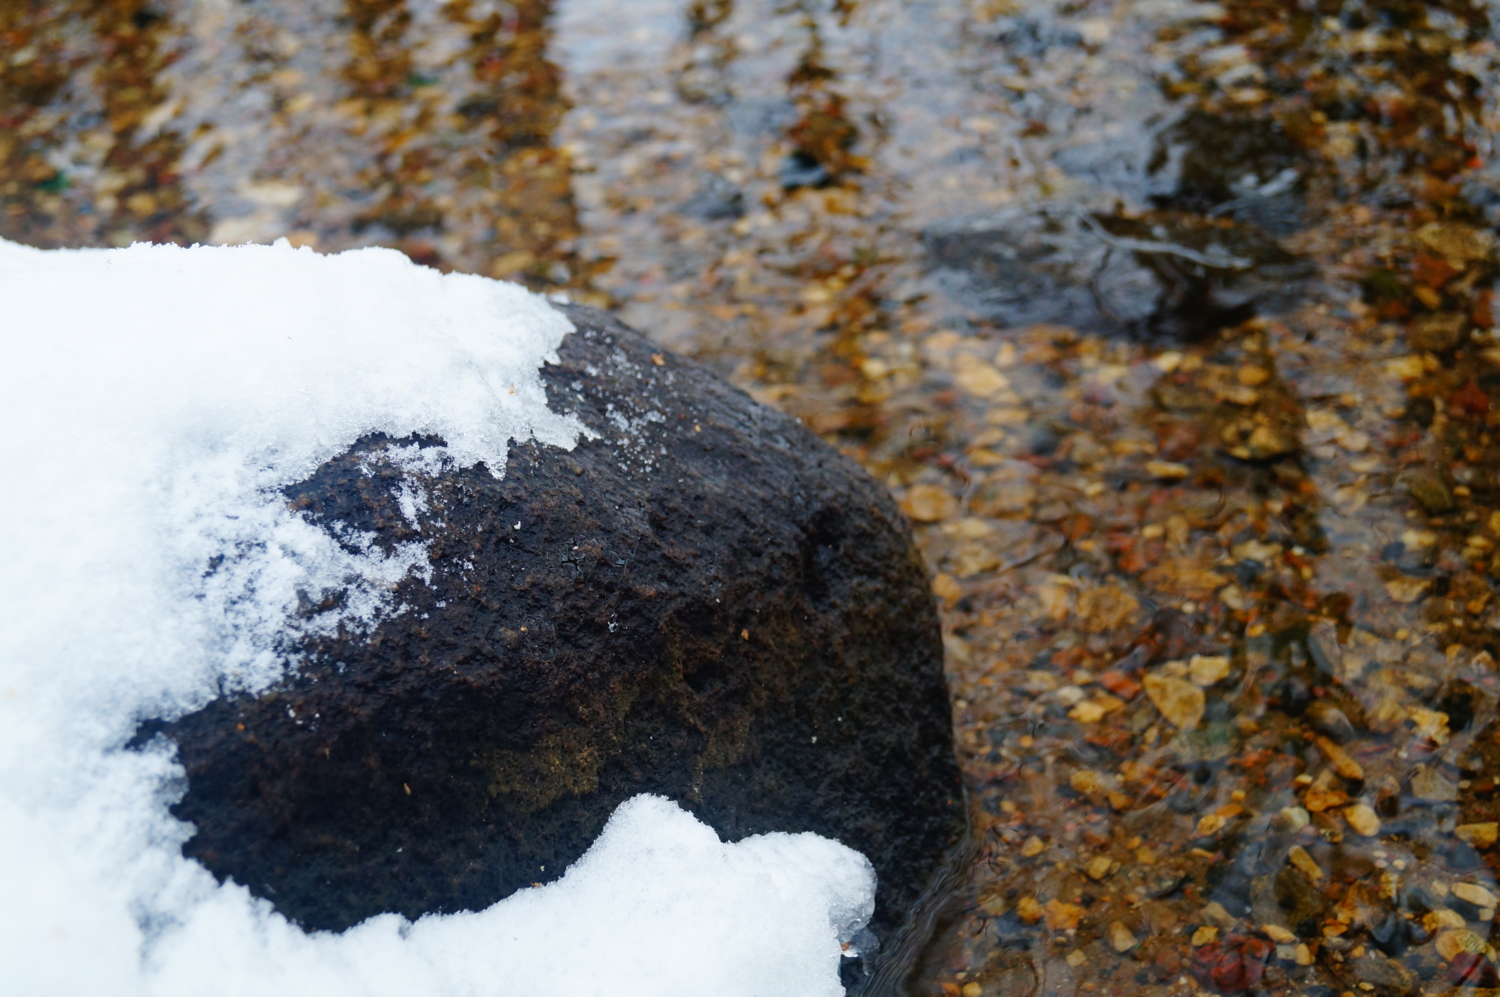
left=144, top=303, right=963, bottom=945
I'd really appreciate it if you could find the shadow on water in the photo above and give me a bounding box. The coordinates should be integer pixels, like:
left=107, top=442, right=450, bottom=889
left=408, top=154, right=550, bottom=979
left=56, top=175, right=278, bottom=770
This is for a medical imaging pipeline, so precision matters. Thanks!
left=923, top=205, right=1312, bottom=342
left=14, top=0, right=1500, bottom=994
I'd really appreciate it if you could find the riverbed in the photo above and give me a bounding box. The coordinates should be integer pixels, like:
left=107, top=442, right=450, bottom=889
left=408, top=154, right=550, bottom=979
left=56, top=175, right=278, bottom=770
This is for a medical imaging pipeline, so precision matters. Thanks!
left=4, top=1, right=1500, bottom=994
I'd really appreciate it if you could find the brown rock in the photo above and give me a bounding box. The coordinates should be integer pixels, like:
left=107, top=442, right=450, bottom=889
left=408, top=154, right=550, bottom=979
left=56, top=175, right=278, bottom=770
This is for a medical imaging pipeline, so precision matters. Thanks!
left=1343, top=804, right=1381, bottom=837
left=1314, top=736, right=1364, bottom=780
left=1408, top=312, right=1468, bottom=353
left=1400, top=467, right=1455, bottom=515
left=902, top=483, right=959, bottom=523
left=1144, top=672, right=1206, bottom=730
left=1457, top=823, right=1500, bottom=849
left=1110, top=921, right=1139, bottom=953
left=1044, top=899, right=1084, bottom=931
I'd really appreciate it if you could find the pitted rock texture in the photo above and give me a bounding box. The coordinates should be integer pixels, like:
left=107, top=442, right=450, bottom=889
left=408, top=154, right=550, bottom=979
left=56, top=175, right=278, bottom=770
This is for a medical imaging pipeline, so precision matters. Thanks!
left=147, top=303, right=963, bottom=949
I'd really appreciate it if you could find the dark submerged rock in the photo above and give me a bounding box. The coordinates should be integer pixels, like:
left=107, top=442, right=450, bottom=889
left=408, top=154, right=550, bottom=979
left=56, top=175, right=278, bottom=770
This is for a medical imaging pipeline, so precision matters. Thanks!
left=146, top=303, right=963, bottom=952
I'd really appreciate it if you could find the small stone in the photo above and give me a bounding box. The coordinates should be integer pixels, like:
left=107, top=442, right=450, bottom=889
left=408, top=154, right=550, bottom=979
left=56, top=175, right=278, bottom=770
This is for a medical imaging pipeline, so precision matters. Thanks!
left=1338, top=429, right=1370, bottom=452
left=1069, top=700, right=1108, bottom=724
left=1146, top=460, right=1192, bottom=480
left=1401, top=468, right=1455, bottom=515
left=1097, top=670, right=1141, bottom=700
left=1411, top=767, right=1459, bottom=802
left=1262, top=924, right=1297, bottom=943
left=902, top=484, right=958, bottom=523
left=1238, top=365, right=1271, bottom=386
left=1231, top=539, right=1282, bottom=564
left=1408, top=707, right=1451, bottom=744
left=1225, top=420, right=1300, bottom=460
left=943, top=635, right=972, bottom=669
left=1453, top=883, right=1500, bottom=909
left=1066, top=949, right=1087, bottom=968
left=1193, top=926, right=1221, bottom=946
left=1110, top=921, right=1139, bottom=953
left=1079, top=584, right=1140, bottom=633
left=1425, top=909, right=1469, bottom=933
left=1384, top=575, right=1431, bottom=604
left=1288, top=845, right=1324, bottom=882
left=1416, top=222, right=1495, bottom=265
left=954, top=362, right=1012, bottom=398
left=962, top=983, right=982, bottom=997
left=1303, top=770, right=1350, bottom=813
left=1197, top=813, right=1229, bottom=837
left=1201, top=901, right=1236, bottom=928
left=1293, top=943, right=1313, bottom=966
left=1457, top=823, right=1500, bottom=849
left=1140, top=558, right=1228, bottom=601
left=1436, top=929, right=1494, bottom=962
left=1219, top=583, right=1248, bottom=610
left=1274, top=806, right=1310, bottom=832
left=1016, top=896, right=1044, bottom=923
left=1070, top=769, right=1108, bottom=795
left=1315, top=737, right=1365, bottom=780
left=1144, top=672, right=1205, bottom=731
left=1344, top=804, right=1381, bottom=837
left=1020, top=836, right=1046, bottom=858
left=1189, top=654, right=1231, bottom=686
left=1043, top=898, right=1084, bottom=931
left=126, top=191, right=159, bottom=217
left=1192, top=935, right=1273, bottom=992
left=1086, top=855, right=1115, bottom=881
left=1407, top=313, right=1468, bottom=353
left=932, top=572, right=963, bottom=603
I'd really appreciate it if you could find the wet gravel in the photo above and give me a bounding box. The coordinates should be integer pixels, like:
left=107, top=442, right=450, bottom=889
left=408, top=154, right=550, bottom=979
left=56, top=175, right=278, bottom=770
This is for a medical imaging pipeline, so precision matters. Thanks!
left=9, top=0, right=1500, bottom=995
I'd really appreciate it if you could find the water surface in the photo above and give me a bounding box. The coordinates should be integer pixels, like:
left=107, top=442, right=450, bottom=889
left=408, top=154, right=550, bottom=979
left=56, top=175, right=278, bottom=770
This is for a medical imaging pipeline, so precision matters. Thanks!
left=7, top=1, right=1500, bottom=994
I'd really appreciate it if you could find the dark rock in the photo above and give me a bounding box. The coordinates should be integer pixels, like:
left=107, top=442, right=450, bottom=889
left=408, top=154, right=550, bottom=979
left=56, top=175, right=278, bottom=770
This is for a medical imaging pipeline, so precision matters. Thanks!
left=1274, top=862, right=1328, bottom=933
left=144, top=303, right=964, bottom=952
left=778, top=151, right=832, bottom=191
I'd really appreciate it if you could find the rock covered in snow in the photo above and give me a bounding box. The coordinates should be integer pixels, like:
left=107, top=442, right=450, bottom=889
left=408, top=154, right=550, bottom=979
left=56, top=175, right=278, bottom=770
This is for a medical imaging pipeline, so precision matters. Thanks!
left=2, top=239, right=956, bottom=995
left=149, top=302, right=964, bottom=965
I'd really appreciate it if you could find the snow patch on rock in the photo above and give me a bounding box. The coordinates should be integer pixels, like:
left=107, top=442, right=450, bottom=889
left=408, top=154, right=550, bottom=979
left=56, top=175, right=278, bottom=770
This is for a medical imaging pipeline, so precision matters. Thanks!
left=0, top=238, right=875, bottom=996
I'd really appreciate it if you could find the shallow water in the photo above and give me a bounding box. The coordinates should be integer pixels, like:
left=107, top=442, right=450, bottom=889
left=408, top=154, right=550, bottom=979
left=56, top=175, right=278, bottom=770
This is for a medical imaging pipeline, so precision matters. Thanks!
left=8, top=0, right=1500, bottom=995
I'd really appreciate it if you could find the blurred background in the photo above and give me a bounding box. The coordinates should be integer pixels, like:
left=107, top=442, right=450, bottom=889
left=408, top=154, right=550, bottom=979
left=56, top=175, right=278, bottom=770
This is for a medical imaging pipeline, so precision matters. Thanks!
left=8, top=1, right=1500, bottom=994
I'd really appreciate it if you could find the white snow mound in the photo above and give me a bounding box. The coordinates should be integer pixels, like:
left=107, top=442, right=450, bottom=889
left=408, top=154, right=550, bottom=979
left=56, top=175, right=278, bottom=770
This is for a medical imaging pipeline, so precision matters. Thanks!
left=0, top=238, right=876, bottom=996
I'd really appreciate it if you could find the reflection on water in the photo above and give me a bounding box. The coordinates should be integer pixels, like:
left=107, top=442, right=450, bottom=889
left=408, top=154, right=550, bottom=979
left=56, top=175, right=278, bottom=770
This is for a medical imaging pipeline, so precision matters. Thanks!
left=9, top=0, right=1500, bottom=995
left=2, top=0, right=587, bottom=280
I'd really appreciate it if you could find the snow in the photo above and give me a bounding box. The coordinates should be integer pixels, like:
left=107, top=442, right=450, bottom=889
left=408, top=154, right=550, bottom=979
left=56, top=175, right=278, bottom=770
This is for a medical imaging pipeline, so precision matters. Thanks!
left=0, top=238, right=876, bottom=996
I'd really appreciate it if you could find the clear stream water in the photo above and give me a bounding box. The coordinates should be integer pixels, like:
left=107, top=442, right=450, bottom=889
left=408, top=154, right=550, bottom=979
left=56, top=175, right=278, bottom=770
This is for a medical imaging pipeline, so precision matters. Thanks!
left=6, top=0, right=1500, bottom=994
